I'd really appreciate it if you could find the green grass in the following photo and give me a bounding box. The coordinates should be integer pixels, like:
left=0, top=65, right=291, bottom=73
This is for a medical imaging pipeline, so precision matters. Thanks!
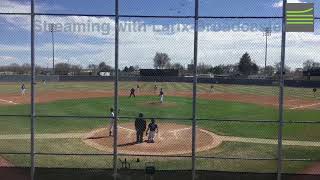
left=2, top=140, right=319, bottom=173
left=0, top=82, right=319, bottom=173
left=0, top=96, right=319, bottom=140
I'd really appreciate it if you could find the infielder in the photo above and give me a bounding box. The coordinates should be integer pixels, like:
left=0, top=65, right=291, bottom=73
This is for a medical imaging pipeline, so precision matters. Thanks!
left=210, top=84, right=214, bottom=93
left=136, top=84, right=140, bottom=93
left=159, top=88, right=164, bottom=103
left=146, top=118, right=158, bottom=143
left=313, top=88, right=317, bottom=98
left=129, top=88, right=136, bottom=98
left=154, top=84, right=158, bottom=94
left=21, top=83, right=26, bottom=96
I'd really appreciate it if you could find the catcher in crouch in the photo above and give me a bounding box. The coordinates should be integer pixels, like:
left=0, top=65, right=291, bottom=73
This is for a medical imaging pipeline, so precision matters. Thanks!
left=146, top=118, right=159, bottom=143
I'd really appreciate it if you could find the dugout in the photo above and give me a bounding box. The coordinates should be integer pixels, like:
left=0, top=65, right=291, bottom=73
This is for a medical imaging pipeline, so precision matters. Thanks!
left=140, top=69, right=179, bottom=77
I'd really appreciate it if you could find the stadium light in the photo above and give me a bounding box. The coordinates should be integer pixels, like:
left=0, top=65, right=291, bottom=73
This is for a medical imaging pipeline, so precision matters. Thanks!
left=49, top=23, right=56, bottom=75
left=263, top=27, right=272, bottom=71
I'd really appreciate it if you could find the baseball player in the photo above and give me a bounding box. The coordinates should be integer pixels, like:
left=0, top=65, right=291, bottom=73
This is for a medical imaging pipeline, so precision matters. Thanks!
left=129, top=87, right=136, bottom=98
left=154, top=84, right=158, bottom=94
left=136, top=84, right=140, bottom=93
left=146, top=118, right=158, bottom=143
left=108, top=108, right=115, bottom=136
left=210, top=84, right=214, bottom=93
left=135, top=113, right=146, bottom=143
left=21, top=83, right=26, bottom=96
left=159, top=88, right=164, bottom=103
left=313, top=88, right=317, bottom=98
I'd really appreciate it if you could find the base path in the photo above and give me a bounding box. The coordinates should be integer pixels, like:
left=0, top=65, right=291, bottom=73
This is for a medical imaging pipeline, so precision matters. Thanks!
left=220, top=136, right=320, bottom=147
left=0, top=133, right=84, bottom=140
left=301, top=163, right=320, bottom=175
left=0, top=156, right=13, bottom=167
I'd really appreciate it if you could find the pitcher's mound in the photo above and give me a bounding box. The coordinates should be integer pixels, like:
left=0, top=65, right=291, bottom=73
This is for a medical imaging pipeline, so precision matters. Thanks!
left=83, top=123, right=221, bottom=155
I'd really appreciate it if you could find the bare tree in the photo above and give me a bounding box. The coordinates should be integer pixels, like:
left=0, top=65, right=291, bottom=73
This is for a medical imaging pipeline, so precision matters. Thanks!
left=98, top=62, right=113, bottom=72
left=197, top=63, right=213, bottom=74
left=303, top=59, right=320, bottom=71
left=88, top=64, right=98, bottom=73
left=70, top=65, right=82, bottom=75
left=153, top=52, right=171, bottom=69
left=55, top=63, right=71, bottom=75
left=275, top=62, right=291, bottom=74
left=263, top=65, right=275, bottom=76
left=171, top=63, right=185, bottom=71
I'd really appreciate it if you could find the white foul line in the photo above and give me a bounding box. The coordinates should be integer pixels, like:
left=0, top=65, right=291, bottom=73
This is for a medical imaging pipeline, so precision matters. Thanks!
left=169, top=127, right=191, bottom=139
left=0, top=99, right=18, bottom=105
left=169, top=127, right=191, bottom=133
left=0, top=133, right=84, bottom=140
left=118, top=126, right=135, bottom=132
left=289, top=102, right=320, bottom=110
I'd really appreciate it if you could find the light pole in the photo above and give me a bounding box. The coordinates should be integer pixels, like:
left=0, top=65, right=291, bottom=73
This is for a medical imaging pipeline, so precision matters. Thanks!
left=49, top=23, right=56, bottom=75
left=263, top=27, right=271, bottom=71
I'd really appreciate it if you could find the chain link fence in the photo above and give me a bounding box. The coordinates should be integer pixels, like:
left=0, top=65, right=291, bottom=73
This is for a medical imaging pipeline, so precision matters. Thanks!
left=0, top=0, right=319, bottom=180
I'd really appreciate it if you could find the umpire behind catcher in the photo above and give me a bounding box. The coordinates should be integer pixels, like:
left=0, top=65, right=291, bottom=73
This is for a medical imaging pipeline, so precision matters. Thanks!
left=135, top=113, right=146, bottom=144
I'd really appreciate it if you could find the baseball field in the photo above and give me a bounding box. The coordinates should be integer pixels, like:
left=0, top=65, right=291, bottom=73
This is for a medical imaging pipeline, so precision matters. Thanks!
left=0, top=81, right=319, bottom=174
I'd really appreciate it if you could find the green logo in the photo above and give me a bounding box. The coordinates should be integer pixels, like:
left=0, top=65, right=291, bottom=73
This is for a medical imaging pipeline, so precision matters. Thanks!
left=286, top=3, right=314, bottom=32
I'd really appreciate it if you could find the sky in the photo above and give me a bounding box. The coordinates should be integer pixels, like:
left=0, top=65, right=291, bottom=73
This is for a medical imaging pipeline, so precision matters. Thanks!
left=0, top=0, right=319, bottom=70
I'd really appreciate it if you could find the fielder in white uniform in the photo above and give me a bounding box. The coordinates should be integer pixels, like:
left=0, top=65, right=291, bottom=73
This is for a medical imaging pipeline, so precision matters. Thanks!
left=109, top=108, right=115, bottom=136
left=146, top=118, right=158, bottom=143
left=159, top=88, right=164, bottom=103
left=21, top=83, right=26, bottom=96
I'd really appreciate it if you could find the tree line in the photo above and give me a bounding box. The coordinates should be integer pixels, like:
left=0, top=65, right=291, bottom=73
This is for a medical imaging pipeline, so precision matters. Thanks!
left=152, top=52, right=318, bottom=76
left=0, top=52, right=319, bottom=76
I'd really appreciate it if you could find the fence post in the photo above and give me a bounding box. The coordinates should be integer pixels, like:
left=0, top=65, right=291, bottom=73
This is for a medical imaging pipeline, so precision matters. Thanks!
left=30, top=0, right=36, bottom=180
left=277, top=1, right=287, bottom=180
left=192, top=0, right=199, bottom=180
left=113, top=0, right=120, bottom=179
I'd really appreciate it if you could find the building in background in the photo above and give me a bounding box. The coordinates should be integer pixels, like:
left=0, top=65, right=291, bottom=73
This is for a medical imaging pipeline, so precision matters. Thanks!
left=303, top=68, right=320, bottom=81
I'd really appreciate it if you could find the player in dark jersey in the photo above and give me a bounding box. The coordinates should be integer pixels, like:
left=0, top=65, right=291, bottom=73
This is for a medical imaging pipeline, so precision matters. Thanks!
left=135, top=113, right=146, bottom=143
left=129, top=88, right=136, bottom=98
left=146, top=118, right=158, bottom=143
left=313, top=88, right=317, bottom=98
